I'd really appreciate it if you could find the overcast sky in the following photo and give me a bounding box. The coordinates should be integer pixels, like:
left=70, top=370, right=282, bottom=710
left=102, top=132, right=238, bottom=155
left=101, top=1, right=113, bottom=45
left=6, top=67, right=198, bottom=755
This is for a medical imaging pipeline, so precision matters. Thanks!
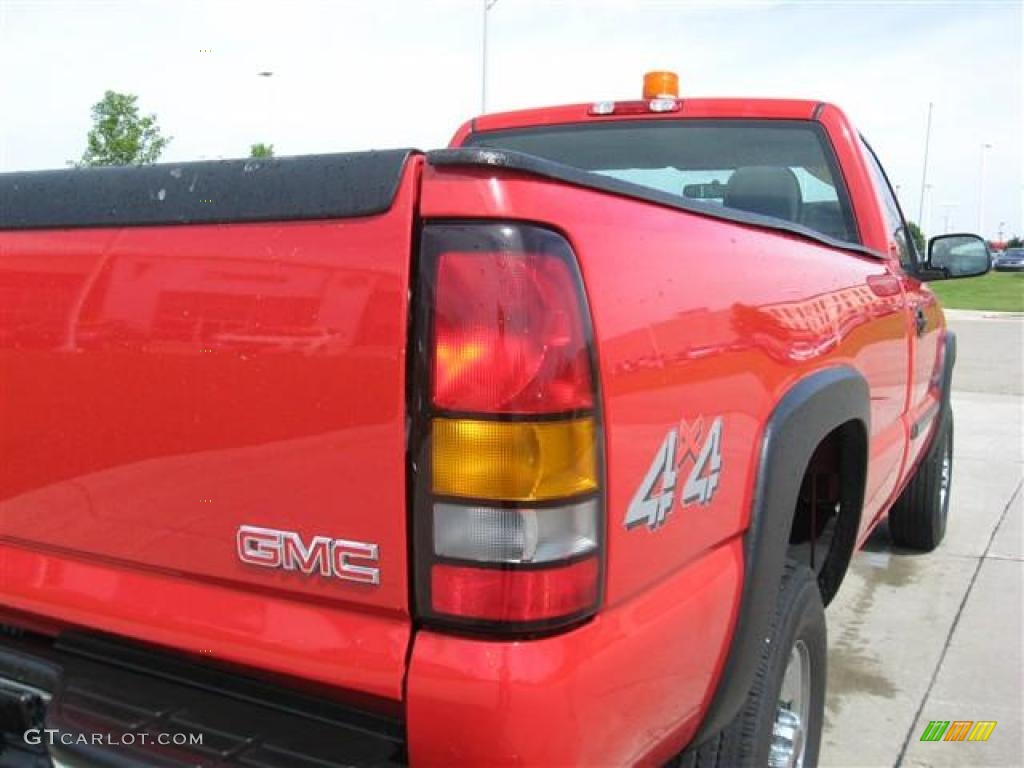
left=1, top=0, right=1021, bottom=238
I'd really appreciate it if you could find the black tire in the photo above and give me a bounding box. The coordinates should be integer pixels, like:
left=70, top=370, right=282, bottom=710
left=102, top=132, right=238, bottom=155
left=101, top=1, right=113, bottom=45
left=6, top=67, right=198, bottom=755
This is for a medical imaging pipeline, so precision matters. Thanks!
left=888, top=405, right=953, bottom=551
left=675, top=561, right=826, bottom=768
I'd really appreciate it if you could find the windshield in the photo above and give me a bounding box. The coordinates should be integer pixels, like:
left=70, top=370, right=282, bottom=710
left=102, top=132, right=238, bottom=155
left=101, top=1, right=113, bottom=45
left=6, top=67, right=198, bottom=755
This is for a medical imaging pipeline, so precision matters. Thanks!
left=465, top=119, right=858, bottom=244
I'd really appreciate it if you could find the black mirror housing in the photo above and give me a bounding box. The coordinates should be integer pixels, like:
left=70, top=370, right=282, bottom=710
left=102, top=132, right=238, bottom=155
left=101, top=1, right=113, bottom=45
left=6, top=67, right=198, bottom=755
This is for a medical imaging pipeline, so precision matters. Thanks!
left=921, top=233, right=991, bottom=281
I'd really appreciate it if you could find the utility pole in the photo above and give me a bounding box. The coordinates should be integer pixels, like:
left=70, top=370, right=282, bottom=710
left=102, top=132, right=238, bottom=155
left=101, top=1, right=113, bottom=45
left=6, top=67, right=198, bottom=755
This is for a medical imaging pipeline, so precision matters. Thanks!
left=917, top=102, right=933, bottom=225
left=977, top=142, right=992, bottom=235
left=481, top=0, right=500, bottom=113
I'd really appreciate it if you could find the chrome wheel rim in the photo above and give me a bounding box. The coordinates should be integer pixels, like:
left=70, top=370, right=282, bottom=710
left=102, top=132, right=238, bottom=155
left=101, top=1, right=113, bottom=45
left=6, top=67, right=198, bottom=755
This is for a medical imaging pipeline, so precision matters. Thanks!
left=770, top=639, right=810, bottom=768
left=939, top=438, right=952, bottom=510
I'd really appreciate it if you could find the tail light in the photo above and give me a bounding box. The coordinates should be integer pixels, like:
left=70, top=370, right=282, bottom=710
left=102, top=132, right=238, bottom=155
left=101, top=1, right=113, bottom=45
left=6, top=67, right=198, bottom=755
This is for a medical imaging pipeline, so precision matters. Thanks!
left=410, top=223, right=604, bottom=635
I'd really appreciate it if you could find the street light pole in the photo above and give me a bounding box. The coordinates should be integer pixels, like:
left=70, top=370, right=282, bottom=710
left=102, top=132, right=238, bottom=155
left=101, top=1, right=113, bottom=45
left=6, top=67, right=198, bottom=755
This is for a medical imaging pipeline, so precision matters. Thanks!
left=481, top=0, right=499, bottom=113
left=917, top=102, right=933, bottom=225
left=939, top=203, right=956, bottom=234
left=923, top=183, right=933, bottom=234
left=977, top=142, right=992, bottom=235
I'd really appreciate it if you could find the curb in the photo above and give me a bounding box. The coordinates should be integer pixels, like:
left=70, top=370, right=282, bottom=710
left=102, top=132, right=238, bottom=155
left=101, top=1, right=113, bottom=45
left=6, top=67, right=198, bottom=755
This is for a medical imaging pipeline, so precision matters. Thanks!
left=944, top=309, right=1024, bottom=320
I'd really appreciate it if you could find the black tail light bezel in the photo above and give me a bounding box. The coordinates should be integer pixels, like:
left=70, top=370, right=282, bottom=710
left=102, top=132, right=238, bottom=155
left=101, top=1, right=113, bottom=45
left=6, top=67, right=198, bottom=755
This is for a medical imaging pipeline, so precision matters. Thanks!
left=408, top=221, right=606, bottom=637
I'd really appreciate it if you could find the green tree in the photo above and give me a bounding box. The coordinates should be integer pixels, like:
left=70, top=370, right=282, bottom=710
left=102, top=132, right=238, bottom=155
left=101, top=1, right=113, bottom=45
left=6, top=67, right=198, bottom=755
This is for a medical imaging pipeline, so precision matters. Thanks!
left=249, top=143, right=274, bottom=158
left=1007, top=236, right=1022, bottom=248
left=77, top=91, right=170, bottom=167
left=907, top=221, right=926, bottom=254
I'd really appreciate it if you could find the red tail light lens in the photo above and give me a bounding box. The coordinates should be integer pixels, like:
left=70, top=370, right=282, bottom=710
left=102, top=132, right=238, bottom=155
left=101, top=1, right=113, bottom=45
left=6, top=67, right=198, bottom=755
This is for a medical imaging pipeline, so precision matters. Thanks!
left=411, top=223, right=604, bottom=635
left=431, top=557, right=599, bottom=622
left=433, top=248, right=593, bottom=414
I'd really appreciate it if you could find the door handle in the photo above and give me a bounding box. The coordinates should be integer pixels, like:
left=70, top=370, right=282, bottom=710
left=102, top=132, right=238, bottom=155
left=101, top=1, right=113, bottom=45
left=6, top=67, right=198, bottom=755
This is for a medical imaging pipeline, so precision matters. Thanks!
left=914, top=306, right=927, bottom=336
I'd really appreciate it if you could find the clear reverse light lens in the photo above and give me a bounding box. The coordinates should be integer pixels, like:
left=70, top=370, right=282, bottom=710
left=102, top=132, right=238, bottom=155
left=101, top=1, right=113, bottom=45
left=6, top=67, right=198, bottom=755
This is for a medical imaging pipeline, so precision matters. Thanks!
left=433, top=499, right=598, bottom=564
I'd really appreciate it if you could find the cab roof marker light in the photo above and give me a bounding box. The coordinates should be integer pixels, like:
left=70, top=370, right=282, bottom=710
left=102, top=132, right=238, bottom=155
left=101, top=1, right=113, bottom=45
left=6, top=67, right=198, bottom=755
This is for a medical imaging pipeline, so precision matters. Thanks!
left=588, top=99, right=680, bottom=117
left=649, top=98, right=678, bottom=113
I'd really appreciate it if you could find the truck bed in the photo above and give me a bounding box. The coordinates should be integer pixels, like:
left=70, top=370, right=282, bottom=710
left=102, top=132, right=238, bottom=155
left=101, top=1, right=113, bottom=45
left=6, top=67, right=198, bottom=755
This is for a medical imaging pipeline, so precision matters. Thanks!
left=0, top=151, right=422, bottom=704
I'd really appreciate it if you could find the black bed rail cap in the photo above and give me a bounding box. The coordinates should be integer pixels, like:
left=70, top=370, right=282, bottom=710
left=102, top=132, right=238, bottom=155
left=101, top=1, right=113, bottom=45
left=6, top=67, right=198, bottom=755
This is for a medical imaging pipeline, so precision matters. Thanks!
left=0, top=149, right=418, bottom=230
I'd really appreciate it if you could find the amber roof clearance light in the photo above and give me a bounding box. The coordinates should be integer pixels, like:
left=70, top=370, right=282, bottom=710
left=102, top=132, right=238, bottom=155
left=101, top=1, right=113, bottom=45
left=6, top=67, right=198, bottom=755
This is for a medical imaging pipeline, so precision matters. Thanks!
left=643, top=70, right=680, bottom=99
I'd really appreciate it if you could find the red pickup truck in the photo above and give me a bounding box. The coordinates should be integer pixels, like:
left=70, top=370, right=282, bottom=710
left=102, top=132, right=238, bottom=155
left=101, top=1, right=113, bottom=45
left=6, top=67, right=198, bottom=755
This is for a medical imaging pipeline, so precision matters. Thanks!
left=0, top=74, right=990, bottom=767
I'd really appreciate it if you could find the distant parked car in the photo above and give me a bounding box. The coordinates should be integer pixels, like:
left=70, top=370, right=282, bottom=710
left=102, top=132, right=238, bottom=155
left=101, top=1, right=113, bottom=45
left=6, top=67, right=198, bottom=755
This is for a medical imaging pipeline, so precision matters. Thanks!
left=993, top=247, right=1024, bottom=271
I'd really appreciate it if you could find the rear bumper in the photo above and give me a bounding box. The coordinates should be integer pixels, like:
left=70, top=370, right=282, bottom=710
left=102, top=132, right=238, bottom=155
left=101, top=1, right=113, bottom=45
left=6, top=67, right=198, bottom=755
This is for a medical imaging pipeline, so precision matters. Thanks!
left=1, top=539, right=742, bottom=768
left=0, top=631, right=405, bottom=768
left=406, top=539, right=743, bottom=767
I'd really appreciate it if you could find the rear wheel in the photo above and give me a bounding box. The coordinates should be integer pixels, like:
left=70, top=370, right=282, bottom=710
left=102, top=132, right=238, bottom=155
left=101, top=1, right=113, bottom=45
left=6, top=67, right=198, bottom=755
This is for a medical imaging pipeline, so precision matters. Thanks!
left=888, top=405, right=953, bottom=551
left=676, top=561, right=826, bottom=768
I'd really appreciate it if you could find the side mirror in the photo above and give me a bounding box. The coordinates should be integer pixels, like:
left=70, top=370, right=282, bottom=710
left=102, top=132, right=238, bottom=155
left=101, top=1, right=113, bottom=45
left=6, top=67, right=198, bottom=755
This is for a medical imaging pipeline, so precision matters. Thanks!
left=921, top=233, right=991, bottom=281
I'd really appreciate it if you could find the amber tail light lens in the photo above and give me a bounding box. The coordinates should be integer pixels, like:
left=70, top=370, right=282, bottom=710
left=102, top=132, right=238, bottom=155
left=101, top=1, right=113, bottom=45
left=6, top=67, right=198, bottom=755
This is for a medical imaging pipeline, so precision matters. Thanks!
left=410, top=223, right=604, bottom=635
left=432, top=416, right=597, bottom=501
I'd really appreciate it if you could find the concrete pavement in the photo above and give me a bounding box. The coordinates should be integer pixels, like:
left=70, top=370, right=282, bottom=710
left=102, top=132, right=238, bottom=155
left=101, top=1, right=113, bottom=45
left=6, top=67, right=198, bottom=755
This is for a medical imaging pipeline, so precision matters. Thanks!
left=943, top=310, right=1023, bottom=396
left=822, top=311, right=1024, bottom=767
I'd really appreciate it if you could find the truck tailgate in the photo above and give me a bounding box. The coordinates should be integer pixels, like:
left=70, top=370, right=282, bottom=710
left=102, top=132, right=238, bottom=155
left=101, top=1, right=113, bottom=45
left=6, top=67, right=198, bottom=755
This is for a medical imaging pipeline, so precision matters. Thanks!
left=0, top=151, right=420, bottom=701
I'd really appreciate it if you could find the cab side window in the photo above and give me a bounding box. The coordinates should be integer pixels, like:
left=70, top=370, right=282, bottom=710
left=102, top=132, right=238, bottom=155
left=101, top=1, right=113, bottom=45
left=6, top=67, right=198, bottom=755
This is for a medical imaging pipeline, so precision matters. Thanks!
left=861, top=138, right=917, bottom=269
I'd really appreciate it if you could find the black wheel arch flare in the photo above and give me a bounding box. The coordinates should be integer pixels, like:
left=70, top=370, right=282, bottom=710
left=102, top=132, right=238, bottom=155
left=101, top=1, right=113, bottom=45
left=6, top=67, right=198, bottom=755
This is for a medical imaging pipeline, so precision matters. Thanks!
left=692, top=366, right=870, bottom=746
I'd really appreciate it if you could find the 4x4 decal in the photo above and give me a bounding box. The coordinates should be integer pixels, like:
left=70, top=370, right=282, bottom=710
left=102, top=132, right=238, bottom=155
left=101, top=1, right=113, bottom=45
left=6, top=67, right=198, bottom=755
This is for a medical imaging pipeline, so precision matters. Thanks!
left=624, top=416, right=724, bottom=530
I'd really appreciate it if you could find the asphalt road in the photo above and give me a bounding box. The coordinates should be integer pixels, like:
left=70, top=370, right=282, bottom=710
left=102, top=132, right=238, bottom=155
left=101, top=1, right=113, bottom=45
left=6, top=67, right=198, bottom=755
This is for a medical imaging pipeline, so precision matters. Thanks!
left=822, top=310, right=1023, bottom=767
